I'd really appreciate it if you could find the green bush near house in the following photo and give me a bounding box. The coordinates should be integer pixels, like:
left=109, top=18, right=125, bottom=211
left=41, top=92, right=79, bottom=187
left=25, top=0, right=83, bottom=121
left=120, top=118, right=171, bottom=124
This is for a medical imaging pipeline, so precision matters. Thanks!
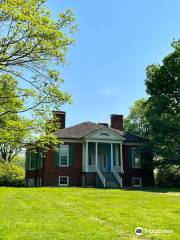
left=155, top=165, right=180, bottom=187
left=0, top=162, right=25, bottom=186
left=0, top=187, right=179, bottom=240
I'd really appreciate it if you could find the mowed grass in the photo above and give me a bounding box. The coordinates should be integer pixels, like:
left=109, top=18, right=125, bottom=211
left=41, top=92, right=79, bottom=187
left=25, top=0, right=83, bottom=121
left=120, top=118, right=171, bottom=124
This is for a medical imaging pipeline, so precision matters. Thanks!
left=0, top=187, right=179, bottom=240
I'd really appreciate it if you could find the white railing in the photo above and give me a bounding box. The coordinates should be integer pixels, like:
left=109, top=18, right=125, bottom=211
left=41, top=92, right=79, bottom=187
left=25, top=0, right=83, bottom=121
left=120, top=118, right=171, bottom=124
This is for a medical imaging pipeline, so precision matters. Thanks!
left=96, top=166, right=105, bottom=188
left=111, top=166, right=121, bottom=187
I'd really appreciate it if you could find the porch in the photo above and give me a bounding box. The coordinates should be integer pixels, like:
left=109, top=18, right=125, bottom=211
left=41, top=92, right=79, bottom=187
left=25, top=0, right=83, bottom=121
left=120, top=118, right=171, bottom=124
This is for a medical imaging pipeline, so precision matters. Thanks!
left=82, top=141, right=124, bottom=188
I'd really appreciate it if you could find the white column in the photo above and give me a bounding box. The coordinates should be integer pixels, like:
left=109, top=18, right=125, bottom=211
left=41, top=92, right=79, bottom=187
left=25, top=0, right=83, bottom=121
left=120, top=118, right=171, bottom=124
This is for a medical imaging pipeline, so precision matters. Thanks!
left=85, top=141, right=88, bottom=172
left=120, top=143, right=123, bottom=171
left=82, top=143, right=85, bottom=171
left=111, top=143, right=113, bottom=171
left=95, top=142, right=98, bottom=170
left=115, top=144, right=119, bottom=167
left=120, top=143, right=123, bottom=188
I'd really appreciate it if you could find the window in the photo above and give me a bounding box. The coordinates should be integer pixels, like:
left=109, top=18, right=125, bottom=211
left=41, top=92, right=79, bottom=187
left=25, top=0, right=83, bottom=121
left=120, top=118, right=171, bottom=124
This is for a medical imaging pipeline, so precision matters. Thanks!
left=27, top=150, right=36, bottom=170
left=132, top=148, right=141, bottom=168
left=60, top=145, right=69, bottom=166
left=59, top=176, right=69, bottom=186
left=132, top=178, right=142, bottom=187
left=29, top=151, right=34, bottom=169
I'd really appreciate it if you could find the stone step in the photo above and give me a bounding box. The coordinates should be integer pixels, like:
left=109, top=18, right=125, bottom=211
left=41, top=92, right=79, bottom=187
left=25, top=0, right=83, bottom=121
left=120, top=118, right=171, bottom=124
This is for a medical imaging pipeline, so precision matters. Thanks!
left=103, top=172, right=121, bottom=189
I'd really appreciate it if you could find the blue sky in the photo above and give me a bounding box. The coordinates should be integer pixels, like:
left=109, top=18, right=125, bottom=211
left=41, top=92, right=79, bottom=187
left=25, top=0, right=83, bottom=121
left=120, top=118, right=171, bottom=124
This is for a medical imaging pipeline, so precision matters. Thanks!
left=47, top=0, right=180, bottom=126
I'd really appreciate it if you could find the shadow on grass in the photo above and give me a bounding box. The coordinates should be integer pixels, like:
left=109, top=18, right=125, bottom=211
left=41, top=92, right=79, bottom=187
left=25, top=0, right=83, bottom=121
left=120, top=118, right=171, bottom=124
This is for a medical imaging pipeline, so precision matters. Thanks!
left=122, top=187, right=180, bottom=193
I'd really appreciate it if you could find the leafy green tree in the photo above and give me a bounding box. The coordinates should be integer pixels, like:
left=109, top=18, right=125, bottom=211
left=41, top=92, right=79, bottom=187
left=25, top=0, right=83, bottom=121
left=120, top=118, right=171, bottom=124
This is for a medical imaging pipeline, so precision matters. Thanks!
left=0, top=0, right=77, bottom=147
left=155, top=165, right=180, bottom=187
left=124, top=98, right=154, bottom=170
left=124, top=98, right=150, bottom=138
left=0, top=74, right=33, bottom=161
left=145, top=42, right=180, bottom=166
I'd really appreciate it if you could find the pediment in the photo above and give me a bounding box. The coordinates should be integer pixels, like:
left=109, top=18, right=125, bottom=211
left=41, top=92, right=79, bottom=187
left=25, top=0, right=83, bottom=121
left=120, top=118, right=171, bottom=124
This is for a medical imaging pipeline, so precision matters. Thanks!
left=85, top=128, right=125, bottom=141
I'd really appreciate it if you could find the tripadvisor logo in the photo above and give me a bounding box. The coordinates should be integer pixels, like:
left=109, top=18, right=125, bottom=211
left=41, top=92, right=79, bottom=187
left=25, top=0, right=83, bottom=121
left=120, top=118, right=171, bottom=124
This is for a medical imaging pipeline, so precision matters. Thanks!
left=135, top=227, right=143, bottom=236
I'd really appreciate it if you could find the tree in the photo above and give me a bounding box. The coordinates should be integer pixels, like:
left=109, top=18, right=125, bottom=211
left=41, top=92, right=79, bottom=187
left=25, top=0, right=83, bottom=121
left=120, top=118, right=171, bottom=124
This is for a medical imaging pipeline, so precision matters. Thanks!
left=145, top=42, right=180, bottom=166
left=0, top=0, right=77, bottom=146
left=0, top=114, right=31, bottom=162
left=155, top=164, right=180, bottom=187
left=124, top=98, right=150, bottom=138
left=0, top=74, right=32, bottom=162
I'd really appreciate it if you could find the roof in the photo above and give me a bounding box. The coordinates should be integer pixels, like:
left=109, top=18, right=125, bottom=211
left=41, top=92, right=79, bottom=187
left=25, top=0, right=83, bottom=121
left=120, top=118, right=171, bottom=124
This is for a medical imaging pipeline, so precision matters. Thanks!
left=54, top=122, right=146, bottom=142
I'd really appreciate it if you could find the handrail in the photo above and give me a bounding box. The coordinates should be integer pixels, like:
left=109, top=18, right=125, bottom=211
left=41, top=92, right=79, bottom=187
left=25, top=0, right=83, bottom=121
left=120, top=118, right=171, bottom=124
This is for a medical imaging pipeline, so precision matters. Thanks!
left=96, top=166, right=105, bottom=188
left=111, top=166, right=121, bottom=187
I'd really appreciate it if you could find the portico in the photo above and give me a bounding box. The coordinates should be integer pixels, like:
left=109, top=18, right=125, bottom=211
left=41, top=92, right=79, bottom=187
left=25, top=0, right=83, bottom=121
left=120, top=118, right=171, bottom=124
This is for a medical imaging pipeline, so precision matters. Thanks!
left=83, top=141, right=123, bottom=173
left=82, top=128, right=125, bottom=187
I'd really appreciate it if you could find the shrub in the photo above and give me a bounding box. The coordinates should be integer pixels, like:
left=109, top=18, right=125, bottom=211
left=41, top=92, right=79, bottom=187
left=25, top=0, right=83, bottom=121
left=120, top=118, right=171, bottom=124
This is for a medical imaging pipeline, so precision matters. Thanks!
left=155, top=165, right=180, bottom=187
left=0, top=162, right=25, bottom=186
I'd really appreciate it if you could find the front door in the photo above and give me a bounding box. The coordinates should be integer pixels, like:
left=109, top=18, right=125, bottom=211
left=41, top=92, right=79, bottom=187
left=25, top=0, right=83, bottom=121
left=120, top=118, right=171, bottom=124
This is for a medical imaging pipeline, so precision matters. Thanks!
left=99, top=153, right=109, bottom=172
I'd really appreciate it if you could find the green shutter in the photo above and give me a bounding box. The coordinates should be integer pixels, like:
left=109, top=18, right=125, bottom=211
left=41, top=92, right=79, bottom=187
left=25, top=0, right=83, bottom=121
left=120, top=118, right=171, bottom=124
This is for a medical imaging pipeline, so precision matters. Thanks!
left=55, top=145, right=60, bottom=166
left=37, top=149, right=42, bottom=169
left=35, top=151, right=38, bottom=169
left=31, top=150, right=37, bottom=169
left=36, top=149, right=39, bottom=169
left=26, top=151, right=30, bottom=170
left=39, top=150, right=43, bottom=169
left=128, top=147, right=132, bottom=168
left=69, top=144, right=73, bottom=167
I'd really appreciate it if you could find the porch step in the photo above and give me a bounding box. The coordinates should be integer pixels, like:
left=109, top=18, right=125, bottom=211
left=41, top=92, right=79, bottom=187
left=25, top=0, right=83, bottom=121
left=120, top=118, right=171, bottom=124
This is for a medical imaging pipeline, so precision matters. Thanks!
left=103, top=172, right=121, bottom=189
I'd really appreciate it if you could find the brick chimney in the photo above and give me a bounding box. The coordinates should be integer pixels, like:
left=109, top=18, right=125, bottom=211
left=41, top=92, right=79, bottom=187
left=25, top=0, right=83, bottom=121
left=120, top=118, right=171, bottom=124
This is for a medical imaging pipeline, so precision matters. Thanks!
left=53, top=111, right=66, bottom=129
left=110, top=114, right=123, bottom=131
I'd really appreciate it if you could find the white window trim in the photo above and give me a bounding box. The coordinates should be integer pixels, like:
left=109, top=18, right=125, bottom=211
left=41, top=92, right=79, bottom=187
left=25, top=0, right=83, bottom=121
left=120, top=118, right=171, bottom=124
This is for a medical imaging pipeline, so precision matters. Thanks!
left=59, top=145, right=69, bottom=167
left=28, top=150, right=35, bottom=170
left=58, top=176, right=69, bottom=186
left=132, top=177, right=142, bottom=187
left=131, top=147, right=141, bottom=169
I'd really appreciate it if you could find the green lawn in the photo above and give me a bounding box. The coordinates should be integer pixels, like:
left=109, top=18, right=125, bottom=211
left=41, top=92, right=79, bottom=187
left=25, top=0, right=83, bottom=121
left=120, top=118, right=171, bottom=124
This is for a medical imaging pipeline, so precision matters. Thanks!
left=0, top=187, right=179, bottom=240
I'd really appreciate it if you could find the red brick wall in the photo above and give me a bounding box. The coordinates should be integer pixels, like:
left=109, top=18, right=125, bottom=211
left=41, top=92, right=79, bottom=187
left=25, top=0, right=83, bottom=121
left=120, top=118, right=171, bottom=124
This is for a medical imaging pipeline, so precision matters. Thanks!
left=25, top=169, right=43, bottom=179
left=83, top=173, right=96, bottom=187
left=25, top=169, right=43, bottom=186
left=43, top=142, right=83, bottom=187
left=122, top=145, right=154, bottom=187
left=26, top=143, right=154, bottom=188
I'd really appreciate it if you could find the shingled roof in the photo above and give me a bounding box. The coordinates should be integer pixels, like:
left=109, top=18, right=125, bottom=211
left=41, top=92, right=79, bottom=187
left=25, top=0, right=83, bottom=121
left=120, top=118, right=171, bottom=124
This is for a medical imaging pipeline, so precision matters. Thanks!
left=54, top=122, right=146, bottom=142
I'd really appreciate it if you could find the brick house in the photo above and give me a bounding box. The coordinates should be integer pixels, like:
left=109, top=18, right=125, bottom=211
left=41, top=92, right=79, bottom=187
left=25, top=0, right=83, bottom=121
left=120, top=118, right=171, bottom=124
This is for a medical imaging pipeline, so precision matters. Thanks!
left=25, top=111, right=154, bottom=188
